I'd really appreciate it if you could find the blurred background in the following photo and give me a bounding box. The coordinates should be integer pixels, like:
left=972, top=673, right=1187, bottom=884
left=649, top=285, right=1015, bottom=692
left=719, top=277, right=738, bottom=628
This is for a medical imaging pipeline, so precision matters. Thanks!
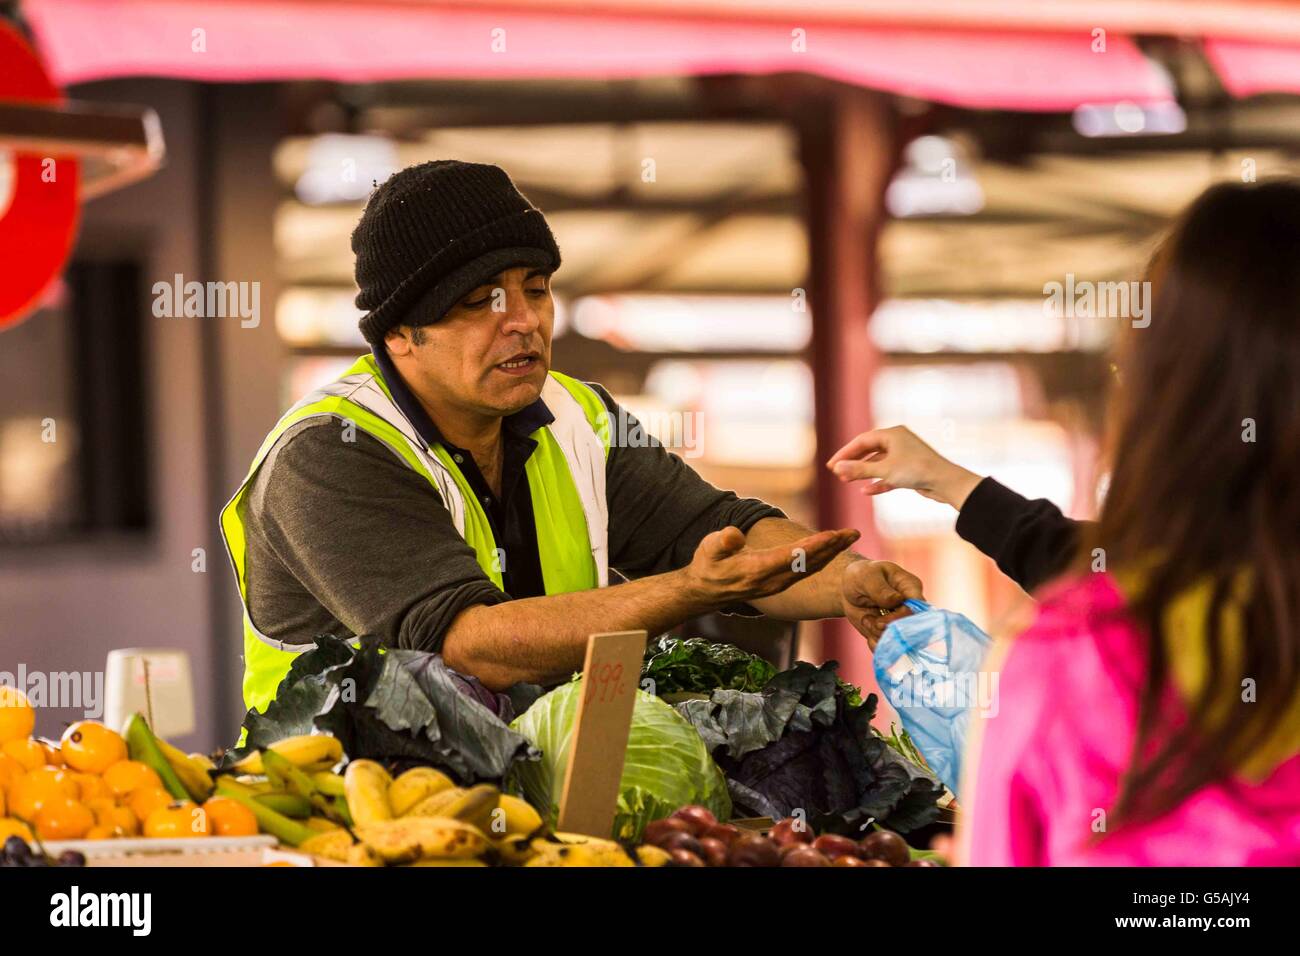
left=5, top=0, right=1300, bottom=747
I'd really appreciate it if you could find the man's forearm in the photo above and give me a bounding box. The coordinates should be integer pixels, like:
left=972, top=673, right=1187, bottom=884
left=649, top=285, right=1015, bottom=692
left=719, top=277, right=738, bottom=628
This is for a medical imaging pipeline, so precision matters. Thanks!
left=744, top=517, right=863, bottom=620
left=440, top=567, right=715, bottom=691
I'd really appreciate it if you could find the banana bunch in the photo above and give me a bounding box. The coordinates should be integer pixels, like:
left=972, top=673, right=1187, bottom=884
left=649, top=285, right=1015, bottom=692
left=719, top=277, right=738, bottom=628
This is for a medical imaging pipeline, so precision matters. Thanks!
left=230, top=735, right=343, bottom=775
left=523, top=832, right=640, bottom=868
left=209, top=736, right=352, bottom=837
left=300, top=761, right=546, bottom=867
left=122, top=713, right=217, bottom=803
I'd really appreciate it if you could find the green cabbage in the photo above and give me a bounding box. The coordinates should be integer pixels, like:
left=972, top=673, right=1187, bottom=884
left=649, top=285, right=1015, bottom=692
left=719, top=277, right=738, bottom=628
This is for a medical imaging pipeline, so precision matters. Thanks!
left=508, top=680, right=731, bottom=842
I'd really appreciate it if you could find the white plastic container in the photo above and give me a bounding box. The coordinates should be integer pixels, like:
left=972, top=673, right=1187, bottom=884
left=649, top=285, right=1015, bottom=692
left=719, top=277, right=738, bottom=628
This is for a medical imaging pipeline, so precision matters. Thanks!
left=103, top=649, right=195, bottom=739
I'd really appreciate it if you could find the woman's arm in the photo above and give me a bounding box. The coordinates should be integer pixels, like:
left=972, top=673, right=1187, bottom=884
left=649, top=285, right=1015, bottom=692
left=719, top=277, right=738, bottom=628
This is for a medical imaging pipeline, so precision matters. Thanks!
left=827, top=426, right=1086, bottom=593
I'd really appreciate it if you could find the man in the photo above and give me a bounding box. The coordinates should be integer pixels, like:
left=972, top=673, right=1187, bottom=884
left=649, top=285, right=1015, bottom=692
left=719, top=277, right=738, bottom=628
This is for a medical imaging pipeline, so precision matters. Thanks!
left=222, top=160, right=923, bottom=712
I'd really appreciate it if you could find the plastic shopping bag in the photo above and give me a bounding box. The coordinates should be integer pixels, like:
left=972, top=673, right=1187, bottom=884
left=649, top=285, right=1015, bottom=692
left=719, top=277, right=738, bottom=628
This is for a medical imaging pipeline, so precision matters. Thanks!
left=873, top=599, right=994, bottom=797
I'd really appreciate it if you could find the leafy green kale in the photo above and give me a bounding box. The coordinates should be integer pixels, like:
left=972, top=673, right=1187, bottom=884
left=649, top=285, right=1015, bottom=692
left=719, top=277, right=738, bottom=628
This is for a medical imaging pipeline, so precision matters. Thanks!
left=641, top=636, right=777, bottom=696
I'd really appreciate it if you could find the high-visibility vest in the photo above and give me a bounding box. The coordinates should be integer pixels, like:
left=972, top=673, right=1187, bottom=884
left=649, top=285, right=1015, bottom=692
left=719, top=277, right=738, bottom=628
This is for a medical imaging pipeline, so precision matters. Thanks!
left=220, top=354, right=611, bottom=714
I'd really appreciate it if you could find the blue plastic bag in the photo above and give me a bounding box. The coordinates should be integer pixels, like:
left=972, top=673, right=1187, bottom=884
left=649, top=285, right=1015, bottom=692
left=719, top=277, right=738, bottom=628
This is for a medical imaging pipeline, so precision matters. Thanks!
left=873, top=599, right=994, bottom=797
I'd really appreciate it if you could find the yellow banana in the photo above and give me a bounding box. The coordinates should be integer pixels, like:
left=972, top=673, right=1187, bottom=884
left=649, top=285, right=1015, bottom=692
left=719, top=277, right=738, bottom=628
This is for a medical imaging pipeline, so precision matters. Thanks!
left=347, top=843, right=385, bottom=867
left=405, top=783, right=498, bottom=832
left=406, top=787, right=464, bottom=819
left=635, top=845, right=672, bottom=867
left=355, top=818, right=489, bottom=865
left=305, top=816, right=342, bottom=833
left=232, top=735, right=343, bottom=775
left=344, top=759, right=393, bottom=826
left=310, top=771, right=347, bottom=798
left=524, top=837, right=634, bottom=867
left=388, top=766, right=455, bottom=816
left=405, top=859, right=488, bottom=867
left=551, top=831, right=623, bottom=847
left=491, top=833, right=538, bottom=866
left=154, top=737, right=215, bottom=801
left=447, top=784, right=499, bottom=832
left=187, top=752, right=217, bottom=772
left=300, top=828, right=355, bottom=862
left=488, top=793, right=543, bottom=839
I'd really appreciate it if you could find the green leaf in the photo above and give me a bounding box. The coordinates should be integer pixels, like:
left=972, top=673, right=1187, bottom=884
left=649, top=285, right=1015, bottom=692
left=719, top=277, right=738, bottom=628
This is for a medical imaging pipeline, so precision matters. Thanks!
left=672, top=660, right=945, bottom=834
left=508, top=680, right=731, bottom=842
left=641, top=636, right=777, bottom=696
left=229, top=635, right=538, bottom=784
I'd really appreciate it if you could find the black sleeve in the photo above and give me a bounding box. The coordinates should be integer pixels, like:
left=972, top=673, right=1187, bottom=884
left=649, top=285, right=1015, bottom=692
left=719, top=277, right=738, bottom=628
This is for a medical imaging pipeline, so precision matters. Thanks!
left=954, top=477, right=1089, bottom=594
left=587, top=382, right=786, bottom=579
left=247, top=421, right=508, bottom=653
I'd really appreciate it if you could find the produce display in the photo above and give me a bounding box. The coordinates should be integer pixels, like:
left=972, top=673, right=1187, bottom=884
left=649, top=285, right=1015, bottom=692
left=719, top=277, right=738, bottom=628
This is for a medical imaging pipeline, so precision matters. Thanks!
left=650, top=641, right=946, bottom=834
left=291, top=760, right=656, bottom=867
left=508, top=680, right=731, bottom=842
left=642, top=805, right=945, bottom=867
left=230, top=636, right=540, bottom=782
left=1, top=632, right=954, bottom=867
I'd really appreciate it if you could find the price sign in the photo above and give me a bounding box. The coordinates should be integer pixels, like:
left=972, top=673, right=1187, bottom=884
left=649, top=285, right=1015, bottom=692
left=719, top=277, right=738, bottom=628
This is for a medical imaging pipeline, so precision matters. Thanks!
left=556, top=630, right=647, bottom=838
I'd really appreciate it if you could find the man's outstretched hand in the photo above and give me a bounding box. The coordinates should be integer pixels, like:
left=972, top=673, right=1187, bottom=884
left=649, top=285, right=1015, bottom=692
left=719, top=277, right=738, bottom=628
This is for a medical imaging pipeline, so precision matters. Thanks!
left=841, top=559, right=924, bottom=648
left=681, top=525, right=860, bottom=607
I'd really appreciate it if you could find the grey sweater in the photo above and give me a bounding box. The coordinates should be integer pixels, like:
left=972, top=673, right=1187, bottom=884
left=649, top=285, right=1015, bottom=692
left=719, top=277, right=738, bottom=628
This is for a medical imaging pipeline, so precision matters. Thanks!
left=237, top=383, right=783, bottom=653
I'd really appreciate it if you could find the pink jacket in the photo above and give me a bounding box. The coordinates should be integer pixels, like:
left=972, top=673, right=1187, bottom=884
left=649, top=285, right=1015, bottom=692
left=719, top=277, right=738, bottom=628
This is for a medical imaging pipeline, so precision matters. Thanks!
left=963, top=572, right=1300, bottom=866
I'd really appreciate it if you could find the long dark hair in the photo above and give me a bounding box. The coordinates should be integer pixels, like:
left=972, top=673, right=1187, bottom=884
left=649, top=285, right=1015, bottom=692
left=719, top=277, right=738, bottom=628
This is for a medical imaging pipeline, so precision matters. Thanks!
left=1095, top=179, right=1300, bottom=827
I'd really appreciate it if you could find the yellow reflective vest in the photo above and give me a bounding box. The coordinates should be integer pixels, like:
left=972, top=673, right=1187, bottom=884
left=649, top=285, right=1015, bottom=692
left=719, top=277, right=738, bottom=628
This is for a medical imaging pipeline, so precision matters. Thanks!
left=221, top=354, right=611, bottom=713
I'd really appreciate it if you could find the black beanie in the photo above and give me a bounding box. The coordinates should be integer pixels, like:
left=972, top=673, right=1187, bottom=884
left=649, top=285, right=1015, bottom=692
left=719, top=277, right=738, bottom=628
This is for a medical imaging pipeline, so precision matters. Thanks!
left=352, top=160, right=561, bottom=345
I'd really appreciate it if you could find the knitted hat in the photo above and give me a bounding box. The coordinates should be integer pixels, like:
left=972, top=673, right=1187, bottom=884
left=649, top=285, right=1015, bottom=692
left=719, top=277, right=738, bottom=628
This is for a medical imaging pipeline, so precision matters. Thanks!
left=352, top=160, right=561, bottom=345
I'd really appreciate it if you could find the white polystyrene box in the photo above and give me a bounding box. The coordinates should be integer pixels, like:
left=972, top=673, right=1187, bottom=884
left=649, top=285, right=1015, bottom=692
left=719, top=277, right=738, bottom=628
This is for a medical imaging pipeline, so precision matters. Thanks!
left=103, top=649, right=195, bottom=740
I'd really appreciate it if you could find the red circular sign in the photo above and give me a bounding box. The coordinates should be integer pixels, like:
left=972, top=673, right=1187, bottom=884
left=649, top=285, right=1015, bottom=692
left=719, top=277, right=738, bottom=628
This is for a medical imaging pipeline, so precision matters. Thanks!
left=0, top=22, right=80, bottom=331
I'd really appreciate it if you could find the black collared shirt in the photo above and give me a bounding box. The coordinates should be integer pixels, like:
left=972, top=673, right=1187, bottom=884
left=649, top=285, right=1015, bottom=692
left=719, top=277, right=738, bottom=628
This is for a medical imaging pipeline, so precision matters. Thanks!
left=373, top=347, right=552, bottom=599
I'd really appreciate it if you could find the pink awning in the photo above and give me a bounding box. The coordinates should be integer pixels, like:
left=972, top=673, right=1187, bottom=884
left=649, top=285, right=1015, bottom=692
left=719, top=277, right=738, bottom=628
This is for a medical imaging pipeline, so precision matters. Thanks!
left=24, top=0, right=1173, bottom=111
left=1204, top=37, right=1300, bottom=97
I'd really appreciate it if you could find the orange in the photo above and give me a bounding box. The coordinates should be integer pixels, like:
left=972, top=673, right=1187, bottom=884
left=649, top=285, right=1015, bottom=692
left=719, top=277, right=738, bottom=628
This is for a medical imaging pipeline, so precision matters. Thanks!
left=0, top=753, right=24, bottom=790
left=84, top=825, right=116, bottom=840
left=144, top=801, right=211, bottom=839
left=2, top=738, right=45, bottom=772
left=60, top=721, right=127, bottom=774
left=102, top=760, right=162, bottom=799
left=0, top=818, right=33, bottom=842
left=8, top=767, right=78, bottom=821
left=34, top=796, right=95, bottom=840
left=89, top=799, right=139, bottom=836
left=0, top=688, right=35, bottom=743
left=128, top=785, right=172, bottom=824
left=71, top=772, right=111, bottom=803
left=0, top=785, right=5, bottom=817
left=202, top=796, right=258, bottom=837
left=38, top=740, right=65, bottom=767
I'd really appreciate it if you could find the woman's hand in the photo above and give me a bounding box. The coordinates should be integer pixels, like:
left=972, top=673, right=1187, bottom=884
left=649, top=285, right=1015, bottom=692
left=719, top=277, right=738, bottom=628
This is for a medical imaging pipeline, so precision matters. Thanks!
left=826, top=426, right=984, bottom=511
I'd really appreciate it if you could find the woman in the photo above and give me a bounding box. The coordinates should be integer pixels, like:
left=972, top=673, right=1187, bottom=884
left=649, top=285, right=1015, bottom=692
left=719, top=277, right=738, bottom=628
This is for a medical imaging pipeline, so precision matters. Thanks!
left=830, top=180, right=1300, bottom=865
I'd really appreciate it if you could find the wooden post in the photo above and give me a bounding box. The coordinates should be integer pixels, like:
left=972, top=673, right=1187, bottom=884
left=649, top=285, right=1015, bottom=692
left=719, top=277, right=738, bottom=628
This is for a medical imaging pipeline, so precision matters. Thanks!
left=797, top=84, right=899, bottom=707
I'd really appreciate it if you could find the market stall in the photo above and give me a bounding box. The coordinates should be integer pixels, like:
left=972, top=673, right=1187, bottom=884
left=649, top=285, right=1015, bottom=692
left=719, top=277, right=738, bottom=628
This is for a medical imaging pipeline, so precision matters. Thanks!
left=0, top=627, right=955, bottom=868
